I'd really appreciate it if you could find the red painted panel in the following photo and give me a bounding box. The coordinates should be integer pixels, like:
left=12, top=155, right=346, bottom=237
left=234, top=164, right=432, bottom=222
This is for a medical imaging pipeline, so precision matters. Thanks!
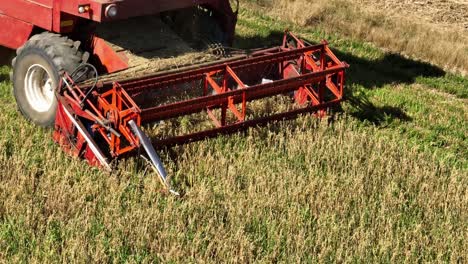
left=0, top=14, right=34, bottom=49
left=59, top=0, right=216, bottom=22
left=92, top=36, right=129, bottom=73
left=0, top=0, right=52, bottom=30
left=59, top=1, right=106, bottom=22
left=31, top=0, right=53, bottom=7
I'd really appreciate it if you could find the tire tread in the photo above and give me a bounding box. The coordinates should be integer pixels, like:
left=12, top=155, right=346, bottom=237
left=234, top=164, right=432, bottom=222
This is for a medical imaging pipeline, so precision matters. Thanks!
left=11, top=32, right=90, bottom=127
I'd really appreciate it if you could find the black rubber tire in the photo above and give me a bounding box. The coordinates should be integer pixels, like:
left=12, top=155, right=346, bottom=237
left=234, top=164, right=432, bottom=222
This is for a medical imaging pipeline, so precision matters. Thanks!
left=12, top=32, right=89, bottom=127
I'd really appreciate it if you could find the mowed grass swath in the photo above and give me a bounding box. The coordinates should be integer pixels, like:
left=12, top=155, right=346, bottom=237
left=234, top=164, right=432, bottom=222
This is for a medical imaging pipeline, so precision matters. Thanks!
left=1, top=2, right=468, bottom=263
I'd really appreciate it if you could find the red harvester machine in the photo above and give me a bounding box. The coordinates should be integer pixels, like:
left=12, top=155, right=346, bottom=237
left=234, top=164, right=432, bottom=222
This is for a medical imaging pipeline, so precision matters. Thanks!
left=1, top=1, right=348, bottom=193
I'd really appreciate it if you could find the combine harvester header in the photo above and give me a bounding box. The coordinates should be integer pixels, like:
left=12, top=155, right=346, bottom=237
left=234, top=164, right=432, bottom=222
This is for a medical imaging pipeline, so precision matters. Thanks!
left=53, top=32, right=349, bottom=193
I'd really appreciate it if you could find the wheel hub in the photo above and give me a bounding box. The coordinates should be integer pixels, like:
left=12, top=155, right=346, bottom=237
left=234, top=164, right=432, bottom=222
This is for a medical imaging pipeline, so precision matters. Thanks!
left=24, top=64, right=55, bottom=113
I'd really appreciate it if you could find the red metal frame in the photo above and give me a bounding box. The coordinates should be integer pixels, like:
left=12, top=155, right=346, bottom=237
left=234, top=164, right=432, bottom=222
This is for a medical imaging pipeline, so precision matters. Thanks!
left=94, top=82, right=141, bottom=157
left=53, top=32, right=348, bottom=168
left=91, top=36, right=130, bottom=74
left=0, top=0, right=237, bottom=50
left=0, top=14, right=34, bottom=49
left=54, top=72, right=141, bottom=165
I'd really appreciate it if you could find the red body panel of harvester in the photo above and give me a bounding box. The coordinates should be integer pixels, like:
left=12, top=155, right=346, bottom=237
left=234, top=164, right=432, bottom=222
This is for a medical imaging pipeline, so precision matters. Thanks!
left=0, top=0, right=236, bottom=47
left=0, top=0, right=237, bottom=73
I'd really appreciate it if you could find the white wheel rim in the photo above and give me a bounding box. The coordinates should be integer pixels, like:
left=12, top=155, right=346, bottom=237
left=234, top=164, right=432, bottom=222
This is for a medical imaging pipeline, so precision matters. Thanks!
left=24, top=64, right=55, bottom=113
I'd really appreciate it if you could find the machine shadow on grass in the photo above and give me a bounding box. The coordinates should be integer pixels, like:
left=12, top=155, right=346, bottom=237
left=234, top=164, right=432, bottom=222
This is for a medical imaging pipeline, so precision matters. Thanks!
left=0, top=72, right=9, bottom=83
left=0, top=47, right=14, bottom=65
left=234, top=30, right=445, bottom=126
left=0, top=47, right=14, bottom=82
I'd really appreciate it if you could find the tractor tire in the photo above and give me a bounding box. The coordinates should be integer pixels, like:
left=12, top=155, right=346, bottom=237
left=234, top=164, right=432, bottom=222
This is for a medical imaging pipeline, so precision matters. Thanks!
left=12, top=32, right=89, bottom=127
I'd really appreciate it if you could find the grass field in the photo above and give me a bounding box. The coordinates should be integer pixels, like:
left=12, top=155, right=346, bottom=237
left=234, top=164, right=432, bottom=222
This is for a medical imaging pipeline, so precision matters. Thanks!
left=1, top=2, right=467, bottom=263
left=252, top=0, right=468, bottom=75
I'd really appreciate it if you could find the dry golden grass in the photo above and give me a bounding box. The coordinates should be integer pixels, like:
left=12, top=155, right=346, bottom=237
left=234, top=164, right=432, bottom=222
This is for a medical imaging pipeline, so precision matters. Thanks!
left=1, top=110, right=466, bottom=262
left=359, top=0, right=468, bottom=31
left=249, top=0, right=468, bottom=75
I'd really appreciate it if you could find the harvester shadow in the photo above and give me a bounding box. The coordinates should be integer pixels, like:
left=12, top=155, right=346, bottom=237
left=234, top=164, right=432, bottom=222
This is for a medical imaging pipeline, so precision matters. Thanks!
left=336, top=50, right=445, bottom=90
left=233, top=31, right=285, bottom=50
left=0, top=46, right=14, bottom=67
left=0, top=72, right=8, bottom=83
left=235, top=30, right=445, bottom=88
left=0, top=47, right=13, bottom=83
left=332, top=95, right=412, bottom=126
left=332, top=47, right=441, bottom=125
left=235, top=31, right=443, bottom=126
